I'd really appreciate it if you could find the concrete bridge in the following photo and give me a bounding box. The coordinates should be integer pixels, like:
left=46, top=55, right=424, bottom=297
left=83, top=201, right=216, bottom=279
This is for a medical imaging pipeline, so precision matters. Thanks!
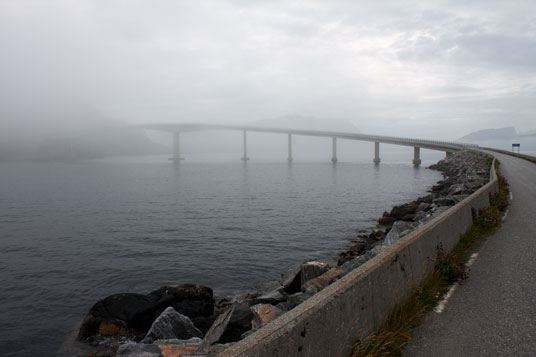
left=141, top=123, right=477, bottom=166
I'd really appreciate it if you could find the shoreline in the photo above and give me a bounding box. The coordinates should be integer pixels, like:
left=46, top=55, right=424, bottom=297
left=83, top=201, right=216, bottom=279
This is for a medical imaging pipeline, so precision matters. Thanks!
left=68, top=150, right=492, bottom=356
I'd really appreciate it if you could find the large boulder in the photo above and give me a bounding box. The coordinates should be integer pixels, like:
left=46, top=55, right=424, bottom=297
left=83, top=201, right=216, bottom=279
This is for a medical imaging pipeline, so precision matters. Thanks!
left=78, top=284, right=214, bottom=340
left=301, top=268, right=344, bottom=293
left=300, top=262, right=329, bottom=286
left=384, top=221, right=416, bottom=246
left=217, top=302, right=255, bottom=343
left=280, top=261, right=329, bottom=294
left=142, top=307, right=202, bottom=343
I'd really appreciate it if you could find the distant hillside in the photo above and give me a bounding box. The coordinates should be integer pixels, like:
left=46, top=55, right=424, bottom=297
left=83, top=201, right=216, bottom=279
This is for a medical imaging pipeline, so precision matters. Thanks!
left=0, top=96, right=166, bottom=161
left=251, top=115, right=359, bottom=132
left=458, top=127, right=517, bottom=141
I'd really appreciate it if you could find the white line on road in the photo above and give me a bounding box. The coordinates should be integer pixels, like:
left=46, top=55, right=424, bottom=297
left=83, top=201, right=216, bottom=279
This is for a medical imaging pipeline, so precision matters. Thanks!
left=434, top=253, right=479, bottom=314
left=466, top=253, right=479, bottom=268
left=510, top=192, right=513, bottom=201
left=502, top=209, right=509, bottom=221
left=434, top=284, right=457, bottom=313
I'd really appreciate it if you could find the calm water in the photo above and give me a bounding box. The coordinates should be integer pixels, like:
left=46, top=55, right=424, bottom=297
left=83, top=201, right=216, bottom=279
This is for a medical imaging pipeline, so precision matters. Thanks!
left=0, top=155, right=442, bottom=356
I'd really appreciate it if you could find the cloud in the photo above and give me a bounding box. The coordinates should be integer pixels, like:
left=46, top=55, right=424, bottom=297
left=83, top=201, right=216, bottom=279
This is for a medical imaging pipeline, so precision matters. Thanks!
left=1, top=0, right=536, bottom=139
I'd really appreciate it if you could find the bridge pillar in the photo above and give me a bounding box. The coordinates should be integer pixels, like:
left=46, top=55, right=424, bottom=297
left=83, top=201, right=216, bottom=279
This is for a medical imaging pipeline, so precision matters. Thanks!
left=373, top=141, right=381, bottom=165
left=288, top=133, right=293, bottom=163
left=413, top=146, right=421, bottom=167
left=331, top=137, right=338, bottom=163
left=170, top=132, right=184, bottom=162
left=241, top=130, right=249, bottom=161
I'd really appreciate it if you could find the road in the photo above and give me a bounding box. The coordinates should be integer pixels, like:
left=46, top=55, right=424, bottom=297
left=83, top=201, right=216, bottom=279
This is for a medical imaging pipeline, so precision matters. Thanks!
left=403, top=152, right=536, bottom=356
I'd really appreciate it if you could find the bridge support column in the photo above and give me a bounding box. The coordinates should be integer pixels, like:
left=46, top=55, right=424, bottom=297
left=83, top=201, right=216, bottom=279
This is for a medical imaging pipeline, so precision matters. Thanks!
left=288, top=133, right=293, bottom=163
left=170, top=132, right=184, bottom=162
left=331, top=137, right=338, bottom=163
left=373, top=141, right=381, bottom=165
left=413, top=146, right=421, bottom=167
left=241, top=130, right=249, bottom=161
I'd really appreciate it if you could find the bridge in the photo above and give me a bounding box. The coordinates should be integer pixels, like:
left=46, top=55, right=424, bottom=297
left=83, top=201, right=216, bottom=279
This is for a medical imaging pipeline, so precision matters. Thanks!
left=141, top=123, right=477, bottom=166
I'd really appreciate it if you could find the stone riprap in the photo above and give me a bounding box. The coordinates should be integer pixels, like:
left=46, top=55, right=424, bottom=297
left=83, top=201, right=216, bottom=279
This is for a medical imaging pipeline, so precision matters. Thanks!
left=337, top=150, right=491, bottom=270
left=76, top=150, right=491, bottom=356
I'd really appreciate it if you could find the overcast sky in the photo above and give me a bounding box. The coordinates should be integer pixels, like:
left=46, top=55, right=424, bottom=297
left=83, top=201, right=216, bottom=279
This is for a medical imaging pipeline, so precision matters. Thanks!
left=1, top=0, right=536, bottom=139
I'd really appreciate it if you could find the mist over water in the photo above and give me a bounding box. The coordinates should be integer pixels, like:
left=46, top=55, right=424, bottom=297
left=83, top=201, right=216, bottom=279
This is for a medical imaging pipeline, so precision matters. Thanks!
left=0, top=155, right=441, bottom=356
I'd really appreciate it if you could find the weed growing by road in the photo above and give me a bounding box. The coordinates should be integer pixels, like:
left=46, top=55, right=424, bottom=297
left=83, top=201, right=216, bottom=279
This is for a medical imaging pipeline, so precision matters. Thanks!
left=351, top=164, right=509, bottom=357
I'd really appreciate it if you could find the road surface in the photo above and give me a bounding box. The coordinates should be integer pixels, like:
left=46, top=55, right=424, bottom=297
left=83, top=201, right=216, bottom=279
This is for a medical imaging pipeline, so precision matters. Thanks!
left=403, top=152, right=536, bottom=356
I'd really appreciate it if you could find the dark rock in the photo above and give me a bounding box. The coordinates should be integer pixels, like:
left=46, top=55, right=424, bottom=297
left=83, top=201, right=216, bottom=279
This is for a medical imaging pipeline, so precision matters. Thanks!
left=285, top=292, right=314, bottom=310
left=190, top=315, right=217, bottom=336
left=369, top=230, right=386, bottom=241
left=218, top=302, right=254, bottom=344
left=448, top=183, right=464, bottom=195
left=280, top=264, right=302, bottom=294
left=416, top=202, right=429, bottom=212
left=433, top=197, right=456, bottom=206
left=249, top=289, right=286, bottom=305
left=142, top=307, right=202, bottom=344
left=78, top=284, right=214, bottom=341
left=201, top=305, right=235, bottom=347
left=337, top=240, right=369, bottom=265
left=401, top=213, right=416, bottom=221
left=341, top=255, right=369, bottom=273
left=378, top=216, right=396, bottom=226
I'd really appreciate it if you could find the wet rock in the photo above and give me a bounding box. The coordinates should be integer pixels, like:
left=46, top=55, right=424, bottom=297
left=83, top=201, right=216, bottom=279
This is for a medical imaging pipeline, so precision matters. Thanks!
left=142, top=307, right=202, bottom=344
left=301, top=268, right=344, bottom=292
left=251, top=304, right=284, bottom=329
left=78, top=284, right=214, bottom=341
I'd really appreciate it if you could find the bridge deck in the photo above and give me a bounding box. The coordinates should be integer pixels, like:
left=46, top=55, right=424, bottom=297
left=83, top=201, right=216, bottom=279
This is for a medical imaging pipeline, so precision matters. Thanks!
left=141, top=123, right=475, bottom=152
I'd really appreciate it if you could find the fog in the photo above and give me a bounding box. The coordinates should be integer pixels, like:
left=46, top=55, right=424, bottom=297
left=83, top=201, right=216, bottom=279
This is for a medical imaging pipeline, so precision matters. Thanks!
left=1, top=0, right=536, bottom=160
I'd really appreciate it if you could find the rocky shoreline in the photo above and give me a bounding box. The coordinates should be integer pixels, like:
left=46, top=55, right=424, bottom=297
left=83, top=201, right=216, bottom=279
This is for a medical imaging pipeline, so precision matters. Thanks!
left=73, top=150, right=492, bottom=357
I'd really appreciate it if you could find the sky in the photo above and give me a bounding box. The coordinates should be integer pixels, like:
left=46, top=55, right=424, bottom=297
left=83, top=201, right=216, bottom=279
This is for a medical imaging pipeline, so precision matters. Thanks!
left=1, top=0, right=536, bottom=140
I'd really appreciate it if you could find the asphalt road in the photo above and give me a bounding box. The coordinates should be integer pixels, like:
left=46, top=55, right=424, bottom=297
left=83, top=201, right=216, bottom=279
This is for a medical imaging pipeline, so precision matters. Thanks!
left=403, top=152, right=536, bottom=357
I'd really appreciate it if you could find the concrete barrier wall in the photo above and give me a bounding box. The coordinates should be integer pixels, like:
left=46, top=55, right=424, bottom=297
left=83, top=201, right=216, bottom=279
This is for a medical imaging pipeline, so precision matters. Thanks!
left=219, top=160, right=499, bottom=357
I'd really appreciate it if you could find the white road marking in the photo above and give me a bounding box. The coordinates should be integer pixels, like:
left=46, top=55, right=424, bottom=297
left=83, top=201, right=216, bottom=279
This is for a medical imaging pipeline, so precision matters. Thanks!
left=510, top=192, right=513, bottom=201
left=502, top=209, right=509, bottom=221
left=466, top=253, right=479, bottom=268
left=435, top=253, right=479, bottom=314
left=434, top=284, right=458, bottom=313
